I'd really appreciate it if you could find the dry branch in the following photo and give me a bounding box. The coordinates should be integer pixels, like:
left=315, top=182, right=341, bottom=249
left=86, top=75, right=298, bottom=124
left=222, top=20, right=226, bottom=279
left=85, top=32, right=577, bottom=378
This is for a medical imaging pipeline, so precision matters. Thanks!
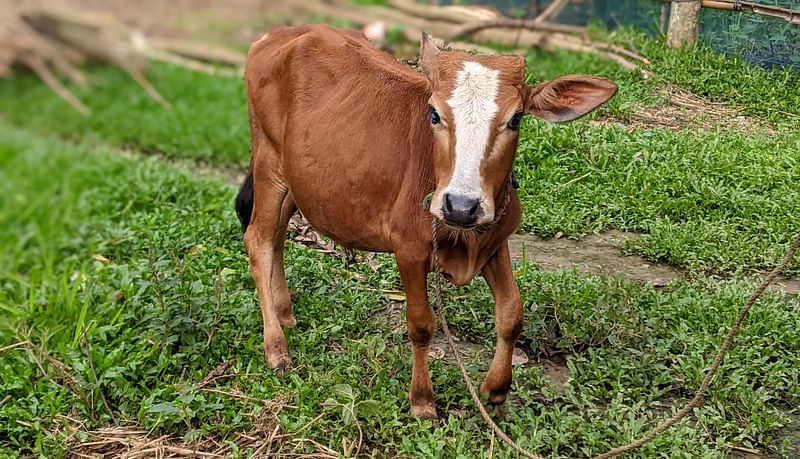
left=449, top=18, right=586, bottom=41
left=593, top=42, right=651, bottom=64
left=148, top=38, right=247, bottom=66
left=380, top=1, right=646, bottom=73
left=301, top=0, right=649, bottom=74
left=69, top=393, right=307, bottom=458
left=0, top=3, right=244, bottom=114
left=533, top=0, right=569, bottom=23
left=385, top=0, right=501, bottom=24
left=19, top=53, right=89, bottom=114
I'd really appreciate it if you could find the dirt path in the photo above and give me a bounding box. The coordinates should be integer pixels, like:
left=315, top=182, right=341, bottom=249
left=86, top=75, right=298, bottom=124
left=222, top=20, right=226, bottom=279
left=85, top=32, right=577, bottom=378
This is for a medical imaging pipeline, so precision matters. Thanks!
left=509, top=231, right=799, bottom=295
left=508, top=230, right=680, bottom=286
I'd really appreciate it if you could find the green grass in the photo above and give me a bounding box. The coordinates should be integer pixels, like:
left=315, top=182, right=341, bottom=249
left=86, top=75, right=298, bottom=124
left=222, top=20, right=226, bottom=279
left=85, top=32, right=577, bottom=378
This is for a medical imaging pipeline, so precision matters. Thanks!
left=1, top=124, right=799, bottom=457
left=515, top=122, right=800, bottom=274
left=0, top=64, right=248, bottom=165
left=517, top=28, right=800, bottom=274
left=554, top=26, right=800, bottom=127
left=631, top=28, right=800, bottom=125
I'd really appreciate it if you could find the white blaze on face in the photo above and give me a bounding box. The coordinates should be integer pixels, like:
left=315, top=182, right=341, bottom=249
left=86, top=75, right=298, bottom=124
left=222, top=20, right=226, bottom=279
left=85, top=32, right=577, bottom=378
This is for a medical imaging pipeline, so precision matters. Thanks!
left=445, top=61, right=500, bottom=197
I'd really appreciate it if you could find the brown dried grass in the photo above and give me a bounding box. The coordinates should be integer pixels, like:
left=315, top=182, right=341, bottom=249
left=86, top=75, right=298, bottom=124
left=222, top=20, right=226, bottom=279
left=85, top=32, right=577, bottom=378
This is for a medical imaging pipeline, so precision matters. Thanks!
left=67, top=391, right=342, bottom=458
left=593, top=84, right=775, bottom=134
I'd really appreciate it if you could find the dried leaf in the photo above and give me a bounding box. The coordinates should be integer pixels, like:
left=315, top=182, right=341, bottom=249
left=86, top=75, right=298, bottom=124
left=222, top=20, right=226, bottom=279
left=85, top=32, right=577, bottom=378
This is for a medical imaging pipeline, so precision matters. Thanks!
left=92, top=254, right=111, bottom=265
left=427, top=345, right=445, bottom=360
left=188, top=244, right=206, bottom=255
left=219, top=267, right=236, bottom=279
left=383, top=291, right=407, bottom=302
left=511, top=347, right=529, bottom=366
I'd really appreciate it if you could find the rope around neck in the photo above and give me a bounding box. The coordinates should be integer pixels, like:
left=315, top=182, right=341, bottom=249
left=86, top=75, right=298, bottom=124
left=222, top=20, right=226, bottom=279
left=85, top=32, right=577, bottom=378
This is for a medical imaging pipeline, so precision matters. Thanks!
left=429, top=223, right=800, bottom=458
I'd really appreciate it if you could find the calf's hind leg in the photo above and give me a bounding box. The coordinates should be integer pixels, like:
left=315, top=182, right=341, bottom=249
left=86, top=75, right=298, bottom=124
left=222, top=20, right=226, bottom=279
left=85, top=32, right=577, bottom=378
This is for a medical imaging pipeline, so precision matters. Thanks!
left=244, top=163, right=297, bottom=376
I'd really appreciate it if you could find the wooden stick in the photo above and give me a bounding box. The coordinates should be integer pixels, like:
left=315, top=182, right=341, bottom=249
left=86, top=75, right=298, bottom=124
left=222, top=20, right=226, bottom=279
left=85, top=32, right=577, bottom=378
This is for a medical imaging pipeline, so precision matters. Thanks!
left=0, top=340, right=31, bottom=353
left=119, top=61, right=170, bottom=109
left=385, top=0, right=500, bottom=24
left=533, top=0, right=569, bottom=23
left=143, top=48, right=242, bottom=78
left=592, top=43, right=651, bottom=64
left=536, top=34, right=644, bottom=73
left=449, top=18, right=585, bottom=41
left=147, top=38, right=245, bottom=65
left=20, top=54, right=89, bottom=115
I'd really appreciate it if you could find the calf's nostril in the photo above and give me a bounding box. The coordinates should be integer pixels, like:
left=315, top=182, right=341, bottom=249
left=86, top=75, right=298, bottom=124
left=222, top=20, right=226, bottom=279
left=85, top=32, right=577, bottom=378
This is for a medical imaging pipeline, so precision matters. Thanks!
left=444, top=193, right=454, bottom=213
left=467, top=200, right=479, bottom=217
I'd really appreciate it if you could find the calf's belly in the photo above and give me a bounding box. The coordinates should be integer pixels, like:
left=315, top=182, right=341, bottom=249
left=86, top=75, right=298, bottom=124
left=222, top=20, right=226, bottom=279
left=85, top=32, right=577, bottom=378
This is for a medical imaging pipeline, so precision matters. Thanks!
left=288, top=182, right=394, bottom=253
left=280, top=126, right=408, bottom=254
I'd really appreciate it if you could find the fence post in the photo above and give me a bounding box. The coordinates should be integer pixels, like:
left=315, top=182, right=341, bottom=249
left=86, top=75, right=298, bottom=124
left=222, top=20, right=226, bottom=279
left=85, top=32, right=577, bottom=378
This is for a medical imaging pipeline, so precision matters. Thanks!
left=666, top=0, right=703, bottom=47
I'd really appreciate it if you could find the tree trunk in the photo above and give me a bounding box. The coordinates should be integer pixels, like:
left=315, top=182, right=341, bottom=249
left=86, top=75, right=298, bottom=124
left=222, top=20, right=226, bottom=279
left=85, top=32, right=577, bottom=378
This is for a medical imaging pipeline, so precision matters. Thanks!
left=666, top=0, right=702, bottom=48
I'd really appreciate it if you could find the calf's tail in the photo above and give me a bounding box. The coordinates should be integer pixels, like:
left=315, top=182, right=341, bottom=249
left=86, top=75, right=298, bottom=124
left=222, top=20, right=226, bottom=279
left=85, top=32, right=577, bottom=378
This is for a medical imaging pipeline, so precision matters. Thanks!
left=235, top=172, right=254, bottom=232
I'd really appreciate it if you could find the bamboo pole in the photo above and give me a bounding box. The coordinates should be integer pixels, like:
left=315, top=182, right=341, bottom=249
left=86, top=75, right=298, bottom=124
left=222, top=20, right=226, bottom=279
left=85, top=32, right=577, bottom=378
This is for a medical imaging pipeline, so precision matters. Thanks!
left=701, top=0, right=800, bottom=24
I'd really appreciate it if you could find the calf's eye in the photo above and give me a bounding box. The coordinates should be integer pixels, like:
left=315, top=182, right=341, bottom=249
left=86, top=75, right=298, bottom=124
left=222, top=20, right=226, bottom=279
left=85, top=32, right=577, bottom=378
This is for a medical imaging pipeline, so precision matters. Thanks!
left=507, top=112, right=523, bottom=131
left=429, top=106, right=440, bottom=125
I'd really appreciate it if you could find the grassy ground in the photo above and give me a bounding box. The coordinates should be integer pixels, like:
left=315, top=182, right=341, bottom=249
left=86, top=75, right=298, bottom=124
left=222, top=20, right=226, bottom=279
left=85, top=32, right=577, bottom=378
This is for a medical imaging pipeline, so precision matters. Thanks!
left=1, top=26, right=799, bottom=458
left=0, top=64, right=248, bottom=165
left=3, top=125, right=800, bottom=458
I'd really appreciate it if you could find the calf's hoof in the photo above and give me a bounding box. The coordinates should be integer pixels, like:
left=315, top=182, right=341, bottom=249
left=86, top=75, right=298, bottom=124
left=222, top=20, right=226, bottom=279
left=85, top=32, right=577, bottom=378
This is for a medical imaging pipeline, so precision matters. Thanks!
left=410, top=403, right=438, bottom=420
left=267, top=353, right=293, bottom=378
left=479, top=382, right=509, bottom=405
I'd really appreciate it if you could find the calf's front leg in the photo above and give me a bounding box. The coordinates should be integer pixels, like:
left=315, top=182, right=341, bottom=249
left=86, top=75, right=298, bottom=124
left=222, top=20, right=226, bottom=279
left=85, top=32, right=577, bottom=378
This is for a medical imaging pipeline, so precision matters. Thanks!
left=480, top=241, right=524, bottom=404
left=397, top=256, right=437, bottom=419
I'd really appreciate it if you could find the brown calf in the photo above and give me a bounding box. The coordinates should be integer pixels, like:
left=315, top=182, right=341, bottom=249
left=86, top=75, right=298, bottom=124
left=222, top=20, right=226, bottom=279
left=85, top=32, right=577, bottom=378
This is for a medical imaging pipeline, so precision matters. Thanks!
left=237, top=24, right=617, bottom=418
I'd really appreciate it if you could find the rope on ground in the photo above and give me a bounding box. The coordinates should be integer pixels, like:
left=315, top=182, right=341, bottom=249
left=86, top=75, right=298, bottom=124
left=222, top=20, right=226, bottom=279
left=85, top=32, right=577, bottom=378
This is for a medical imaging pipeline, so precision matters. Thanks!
left=591, top=230, right=800, bottom=458
left=430, top=223, right=800, bottom=459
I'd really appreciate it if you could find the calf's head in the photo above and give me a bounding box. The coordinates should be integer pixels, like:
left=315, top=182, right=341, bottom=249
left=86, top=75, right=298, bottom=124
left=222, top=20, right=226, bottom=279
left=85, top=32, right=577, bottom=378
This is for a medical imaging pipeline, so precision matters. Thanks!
left=419, top=34, right=617, bottom=229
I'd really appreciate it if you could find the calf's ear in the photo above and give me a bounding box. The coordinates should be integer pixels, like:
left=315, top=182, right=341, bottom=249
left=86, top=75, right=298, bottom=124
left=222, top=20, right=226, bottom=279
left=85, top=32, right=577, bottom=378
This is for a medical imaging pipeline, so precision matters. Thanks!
left=419, top=32, right=440, bottom=83
left=523, top=76, right=617, bottom=123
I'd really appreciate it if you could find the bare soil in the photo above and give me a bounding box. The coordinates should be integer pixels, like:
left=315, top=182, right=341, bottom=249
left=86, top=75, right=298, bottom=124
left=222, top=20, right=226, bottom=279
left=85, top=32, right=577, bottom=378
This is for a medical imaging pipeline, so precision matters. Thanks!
left=508, top=230, right=680, bottom=287
left=509, top=231, right=800, bottom=295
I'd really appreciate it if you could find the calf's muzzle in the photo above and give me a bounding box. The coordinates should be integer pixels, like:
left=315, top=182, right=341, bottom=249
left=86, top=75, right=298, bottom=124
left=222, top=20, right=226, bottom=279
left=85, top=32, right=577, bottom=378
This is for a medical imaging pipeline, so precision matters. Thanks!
left=442, top=192, right=482, bottom=227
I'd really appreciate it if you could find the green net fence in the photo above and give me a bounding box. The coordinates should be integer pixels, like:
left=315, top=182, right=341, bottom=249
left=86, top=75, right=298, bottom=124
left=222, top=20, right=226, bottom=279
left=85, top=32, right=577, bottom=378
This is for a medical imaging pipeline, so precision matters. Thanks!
left=436, top=0, right=800, bottom=70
